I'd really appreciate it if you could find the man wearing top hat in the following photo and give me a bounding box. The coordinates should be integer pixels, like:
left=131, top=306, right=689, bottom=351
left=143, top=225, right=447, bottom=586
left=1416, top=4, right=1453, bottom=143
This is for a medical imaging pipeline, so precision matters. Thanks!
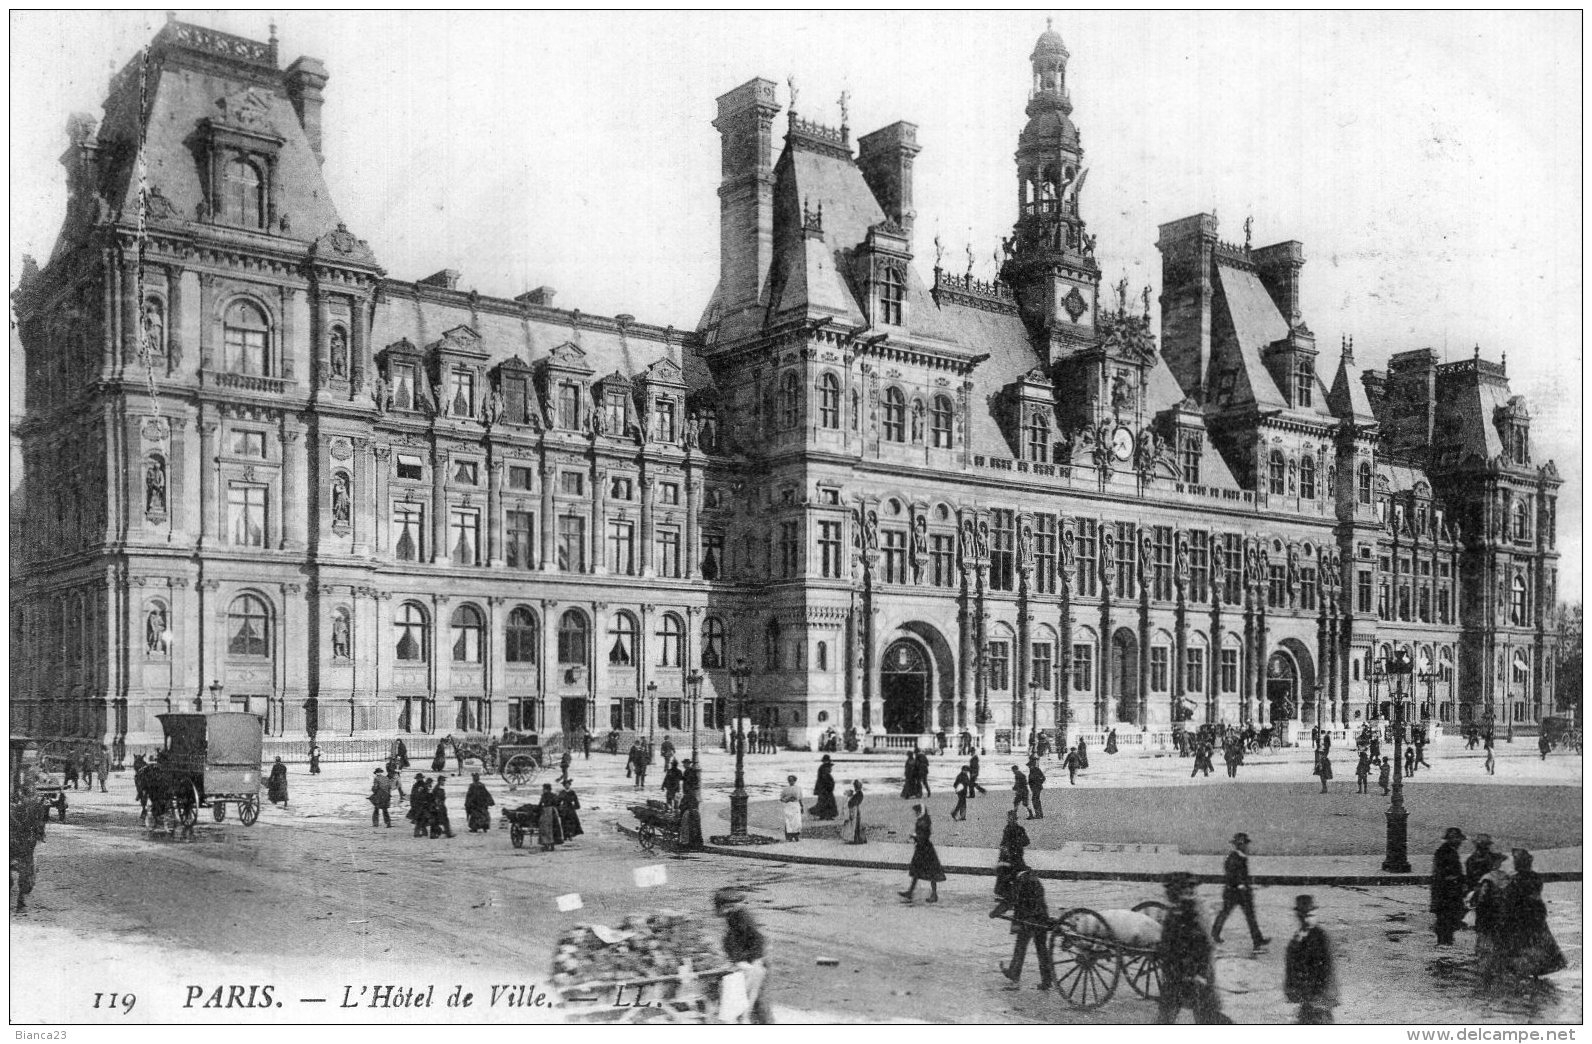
left=1464, top=833, right=1496, bottom=894
left=1430, top=826, right=1468, bottom=945
left=1211, top=832, right=1270, bottom=950
left=1283, top=894, right=1339, bottom=1024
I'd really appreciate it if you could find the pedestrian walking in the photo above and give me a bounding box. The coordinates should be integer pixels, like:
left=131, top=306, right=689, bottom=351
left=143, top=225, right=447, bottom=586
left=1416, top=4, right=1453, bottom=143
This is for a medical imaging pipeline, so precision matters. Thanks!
left=267, top=757, right=289, bottom=808
left=625, top=740, right=637, bottom=778
left=536, top=783, right=563, bottom=851
left=899, top=804, right=945, bottom=904
left=1499, top=848, right=1566, bottom=980
left=1190, top=742, right=1212, bottom=778
left=10, top=791, right=48, bottom=912
left=999, top=869, right=1055, bottom=990
left=779, top=775, right=804, bottom=841
left=900, top=751, right=920, bottom=800
left=369, top=768, right=393, bottom=828
left=1378, top=758, right=1392, bottom=795
left=64, top=755, right=80, bottom=791
left=133, top=753, right=149, bottom=821
left=839, top=780, right=866, bottom=845
left=1470, top=847, right=1511, bottom=983
left=1010, top=765, right=1031, bottom=817
left=1075, top=738, right=1090, bottom=769
left=582, top=730, right=591, bottom=760
left=394, top=738, right=410, bottom=769
left=1415, top=730, right=1429, bottom=769
left=1322, top=732, right=1332, bottom=755
left=1224, top=741, right=1243, bottom=778
left=990, top=810, right=1031, bottom=919
left=633, top=744, right=651, bottom=789
left=1283, top=895, right=1339, bottom=1024
left=936, top=730, right=948, bottom=755
left=1063, top=746, right=1080, bottom=785
left=1026, top=756, right=1046, bottom=818
left=678, top=775, right=704, bottom=850
left=1404, top=745, right=1416, bottom=778
left=408, top=774, right=430, bottom=836
left=1156, top=873, right=1228, bottom=1024
left=309, top=743, right=323, bottom=775
left=662, top=759, right=683, bottom=809
left=1466, top=833, right=1498, bottom=892
left=464, top=773, right=494, bottom=833
left=558, top=782, right=584, bottom=841
left=1354, top=751, right=1371, bottom=793
left=1314, top=748, right=1334, bottom=793
left=811, top=756, right=839, bottom=820
left=660, top=737, right=675, bottom=767
left=1485, top=745, right=1496, bottom=775
left=1211, top=833, right=1270, bottom=949
left=1431, top=826, right=1468, bottom=945
left=715, top=889, right=773, bottom=1024
left=431, top=739, right=448, bottom=772
left=429, top=776, right=455, bottom=838
left=1105, top=728, right=1118, bottom=755
left=97, top=745, right=110, bottom=792
left=916, top=750, right=932, bottom=797
left=968, top=752, right=988, bottom=796
left=1311, top=725, right=1321, bottom=752
left=1538, top=733, right=1551, bottom=761
left=950, top=765, right=970, bottom=821
left=559, top=751, right=573, bottom=786
left=386, top=765, right=404, bottom=801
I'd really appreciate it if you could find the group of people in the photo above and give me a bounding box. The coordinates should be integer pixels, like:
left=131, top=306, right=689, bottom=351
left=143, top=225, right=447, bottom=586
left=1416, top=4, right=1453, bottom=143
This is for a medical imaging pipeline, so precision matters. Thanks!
left=1431, top=827, right=1565, bottom=985
left=516, top=782, right=585, bottom=851
left=60, top=745, right=111, bottom=792
left=733, top=726, right=781, bottom=755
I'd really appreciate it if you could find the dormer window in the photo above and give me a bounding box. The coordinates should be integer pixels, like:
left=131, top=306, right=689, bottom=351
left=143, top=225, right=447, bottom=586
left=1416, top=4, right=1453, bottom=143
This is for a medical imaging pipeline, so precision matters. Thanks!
left=1179, top=434, right=1202, bottom=484
left=879, top=263, right=905, bottom=326
left=604, top=390, right=627, bottom=434
left=392, top=363, right=417, bottom=410
left=1294, top=359, right=1314, bottom=407
left=1512, top=425, right=1530, bottom=466
left=653, top=398, right=677, bottom=442
left=1357, top=463, right=1373, bottom=505
left=558, top=383, right=582, bottom=430
left=1025, top=410, right=1049, bottom=462
left=450, top=369, right=476, bottom=417
left=224, top=157, right=265, bottom=229
left=501, top=374, right=531, bottom=424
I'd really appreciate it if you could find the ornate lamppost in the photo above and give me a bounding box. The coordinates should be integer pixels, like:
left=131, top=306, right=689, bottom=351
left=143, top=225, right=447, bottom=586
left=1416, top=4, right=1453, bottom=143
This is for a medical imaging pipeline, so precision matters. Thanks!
left=686, top=668, right=703, bottom=764
left=206, top=679, right=223, bottom=713
left=646, top=680, right=658, bottom=755
left=1382, top=648, right=1415, bottom=873
left=1028, top=679, right=1041, bottom=754
left=728, top=658, right=752, bottom=838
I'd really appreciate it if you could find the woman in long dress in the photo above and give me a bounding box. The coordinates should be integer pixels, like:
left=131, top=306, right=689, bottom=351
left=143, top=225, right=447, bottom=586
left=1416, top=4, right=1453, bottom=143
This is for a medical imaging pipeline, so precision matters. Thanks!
left=811, top=756, right=839, bottom=820
left=431, top=740, right=448, bottom=772
left=1500, top=849, right=1566, bottom=980
left=839, top=780, right=866, bottom=844
left=1105, top=729, right=1118, bottom=755
left=536, top=783, right=563, bottom=852
left=778, top=775, right=804, bottom=841
left=899, top=804, right=946, bottom=903
left=266, top=757, right=289, bottom=807
left=900, top=752, right=919, bottom=799
left=1470, top=849, right=1511, bottom=983
left=557, top=782, right=584, bottom=840
left=463, top=773, right=495, bottom=833
left=1076, top=739, right=1090, bottom=770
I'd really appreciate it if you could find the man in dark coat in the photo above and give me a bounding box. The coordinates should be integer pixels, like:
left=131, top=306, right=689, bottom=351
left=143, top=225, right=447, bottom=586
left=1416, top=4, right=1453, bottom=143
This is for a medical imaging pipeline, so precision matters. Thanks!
left=968, top=752, right=986, bottom=796
left=1284, top=894, right=1339, bottom=1023
left=559, top=751, right=573, bottom=785
left=11, top=793, right=48, bottom=911
left=557, top=782, right=583, bottom=840
left=431, top=740, right=448, bottom=772
left=1062, top=746, right=1081, bottom=785
left=267, top=757, right=289, bottom=807
left=369, top=768, right=394, bottom=828
left=429, top=776, right=455, bottom=838
left=395, top=738, right=409, bottom=769
left=1000, top=869, right=1055, bottom=990
left=463, top=773, right=494, bottom=833
left=1430, top=826, right=1468, bottom=945
left=582, top=730, right=591, bottom=759
left=990, top=810, right=1030, bottom=919
left=408, top=774, right=431, bottom=837
left=1211, top=832, right=1269, bottom=949
left=1465, top=833, right=1497, bottom=893
left=662, top=760, right=684, bottom=809
left=950, top=765, right=970, bottom=821
left=1156, top=873, right=1226, bottom=1024
left=1010, top=765, right=1030, bottom=817
left=1026, top=756, right=1046, bottom=819
left=811, top=756, right=839, bottom=820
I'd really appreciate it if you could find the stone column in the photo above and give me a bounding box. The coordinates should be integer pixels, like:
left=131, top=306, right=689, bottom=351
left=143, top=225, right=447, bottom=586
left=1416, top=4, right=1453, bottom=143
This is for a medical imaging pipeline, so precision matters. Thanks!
left=1098, top=592, right=1112, bottom=728
left=197, top=274, right=217, bottom=372
left=487, top=457, right=505, bottom=567
left=199, top=417, right=219, bottom=549
left=684, top=469, right=701, bottom=580
left=351, top=295, right=371, bottom=392
left=120, top=254, right=140, bottom=374
left=639, top=475, right=656, bottom=575
left=314, top=285, right=331, bottom=388
left=431, top=437, right=448, bottom=564
left=281, top=421, right=305, bottom=549
left=540, top=458, right=556, bottom=570
left=956, top=567, right=974, bottom=731
left=372, top=446, right=391, bottom=555
left=592, top=464, right=608, bottom=573
left=165, top=263, right=185, bottom=377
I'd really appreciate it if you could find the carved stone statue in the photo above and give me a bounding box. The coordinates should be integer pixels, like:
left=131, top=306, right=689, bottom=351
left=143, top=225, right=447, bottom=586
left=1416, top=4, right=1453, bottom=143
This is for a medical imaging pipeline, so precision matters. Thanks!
left=145, top=606, right=168, bottom=654
left=864, top=511, right=880, bottom=553
left=481, top=388, right=504, bottom=426
left=1101, top=529, right=1116, bottom=576
left=1061, top=522, right=1077, bottom=572
left=331, top=611, right=351, bottom=660
left=1175, top=538, right=1190, bottom=588
left=329, top=328, right=348, bottom=378
left=911, top=516, right=928, bottom=582
left=371, top=375, right=390, bottom=413
left=683, top=412, right=701, bottom=450
left=1286, top=545, right=1299, bottom=590
left=910, top=400, right=925, bottom=443
left=974, top=519, right=990, bottom=561
left=959, top=518, right=976, bottom=568
left=1017, top=519, right=1035, bottom=573
left=1209, top=533, right=1225, bottom=591
left=332, top=473, right=352, bottom=526
left=1111, top=370, right=1136, bottom=413
left=145, top=455, right=167, bottom=514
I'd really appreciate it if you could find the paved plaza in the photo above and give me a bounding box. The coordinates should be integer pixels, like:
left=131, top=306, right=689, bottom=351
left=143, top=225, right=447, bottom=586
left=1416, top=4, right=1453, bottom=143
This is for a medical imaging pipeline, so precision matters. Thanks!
left=11, top=738, right=1581, bottom=1024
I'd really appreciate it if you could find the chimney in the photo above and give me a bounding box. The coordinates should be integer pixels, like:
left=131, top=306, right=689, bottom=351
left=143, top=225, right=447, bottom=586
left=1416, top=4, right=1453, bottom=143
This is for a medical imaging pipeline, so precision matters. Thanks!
left=1155, top=213, right=1218, bottom=403
left=419, top=269, right=460, bottom=291
left=284, top=56, right=330, bottom=165
left=515, top=286, right=557, bottom=308
left=857, top=121, right=921, bottom=234
left=1251, top=240, right=1305, bottom=327
left=711, top=78, right=781, bottom=340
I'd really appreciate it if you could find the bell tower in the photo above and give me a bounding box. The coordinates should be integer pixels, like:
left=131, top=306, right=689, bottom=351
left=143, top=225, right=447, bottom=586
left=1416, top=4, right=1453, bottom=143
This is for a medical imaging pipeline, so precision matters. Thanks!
left=1001, top=19, right=1102, bottom=362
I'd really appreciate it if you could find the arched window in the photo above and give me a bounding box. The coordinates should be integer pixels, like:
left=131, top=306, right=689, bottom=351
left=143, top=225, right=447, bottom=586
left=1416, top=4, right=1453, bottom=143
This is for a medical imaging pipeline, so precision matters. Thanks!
left=817, top=372, right=841, bottom=429
left=1513, top=501, right=1531, bottom=542
left=559, top=610, right=589, bottom=666
left=883, top=387, right=907, bottom=443
left=816, top=641, right=828, bottom=671
left=931, top=395, right=954, bottom=448
left=223, top=300, right=270, bottom=376
left=657, top=613, right=684, bottom=667
left=1025, top=410, right=1049, bottom=462
left=505, top=607, right=539, bottom=664
left=1510, top=575, right=1528, bottom=626
left=1268, top=451, right=1287, bottom=495
left=227, top=594, right=270, bottom=657
left=224, top=157, right=264, bottom=228
left=780, top=372, right=801, bottom=429
left=1357, top=463, right=1373, bottom=505
left=702, top=616, right=726, bottom=669
left=606, top=611, right=637, bottom=666
left=1299, top=454, right=1317, bottom=500
left=1439, top=645, right=1454, bottom=683
left=450, top=605, right=484, bottom=663
left=394, top=602, right=428, bottom=662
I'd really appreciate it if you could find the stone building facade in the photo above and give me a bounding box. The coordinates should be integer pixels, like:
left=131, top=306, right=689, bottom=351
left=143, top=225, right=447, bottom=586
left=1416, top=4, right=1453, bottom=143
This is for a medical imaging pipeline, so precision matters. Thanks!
left=11, top=19, right=1561, bottom=754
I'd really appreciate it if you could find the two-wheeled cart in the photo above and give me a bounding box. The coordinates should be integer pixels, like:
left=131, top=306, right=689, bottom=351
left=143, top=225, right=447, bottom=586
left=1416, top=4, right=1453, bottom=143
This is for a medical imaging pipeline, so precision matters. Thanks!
left=1046, top=901, right=1169, bottom=1009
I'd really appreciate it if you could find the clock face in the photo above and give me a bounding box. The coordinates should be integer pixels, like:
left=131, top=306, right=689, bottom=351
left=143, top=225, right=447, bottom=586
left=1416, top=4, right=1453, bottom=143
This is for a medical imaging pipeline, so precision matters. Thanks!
left=1111, top=427, right=1134, bottom=461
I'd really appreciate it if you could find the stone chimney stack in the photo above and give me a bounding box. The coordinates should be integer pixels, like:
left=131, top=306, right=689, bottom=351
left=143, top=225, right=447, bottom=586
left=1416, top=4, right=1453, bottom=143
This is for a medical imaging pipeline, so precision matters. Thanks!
left=711, top=78, right=781, bottom=340
left=1156, top=212, right=1218, bottom=403
left=285, top=56, right=329, bottom=165
left=1252, top=240, right=1305, bottom=327
left=515, top=286, right=557, bottom=308
left=857, top=121, right=921, bottom=235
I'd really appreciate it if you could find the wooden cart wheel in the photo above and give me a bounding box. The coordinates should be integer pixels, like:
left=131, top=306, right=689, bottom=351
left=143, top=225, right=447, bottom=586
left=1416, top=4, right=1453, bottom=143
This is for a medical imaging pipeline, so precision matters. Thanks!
left=510, top=823, right=526, bottom=849
left=178, top=782, right=201, bottom=826
left=212, top=801, right=227, bottom=822
left=638, top=822, right=659, bottom=853
left=1050, top=907, right=1121, bottom=1009
left=502, top=754, right=539, bottom=788
left=1121, top=902, right=1168, bottom=999
left=239, top=797, right=259, bottom=826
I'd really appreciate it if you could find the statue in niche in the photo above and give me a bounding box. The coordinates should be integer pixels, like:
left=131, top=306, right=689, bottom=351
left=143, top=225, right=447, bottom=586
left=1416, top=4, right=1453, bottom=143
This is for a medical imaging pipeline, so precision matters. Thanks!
left=332, top=473, right=352, bottom=526
left=910, top=400, right=925, bottom=443
left=481, top=388, right=504, bottom=426
left=145, top=605, right=169, bottom=654
left=371, top=374, right=390, bottom=413
left=910, top=516, right=928, bottom=582
left=1111, top=369, right=1136, bottom=413
left=331, top=611, right=352, bottom=660
left=145, top=455, right=167, bottom=514
left=142, top=300, right=165, bottom=359
left=329, top=328, right=349, bottom=378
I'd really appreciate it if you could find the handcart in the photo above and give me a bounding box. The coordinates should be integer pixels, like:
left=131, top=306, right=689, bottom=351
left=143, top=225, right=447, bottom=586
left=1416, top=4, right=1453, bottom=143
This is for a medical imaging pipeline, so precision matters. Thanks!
left=1045, top=900, right=1169, bottom=1009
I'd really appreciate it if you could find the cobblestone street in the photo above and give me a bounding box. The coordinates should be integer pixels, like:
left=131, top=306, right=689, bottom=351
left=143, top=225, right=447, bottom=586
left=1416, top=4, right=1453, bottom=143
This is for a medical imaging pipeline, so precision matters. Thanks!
left=11, top=741, right=1580, bottom=1024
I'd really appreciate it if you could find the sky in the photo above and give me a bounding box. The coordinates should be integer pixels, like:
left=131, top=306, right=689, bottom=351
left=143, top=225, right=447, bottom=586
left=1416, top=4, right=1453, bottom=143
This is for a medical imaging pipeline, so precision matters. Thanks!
left=10, top=11, right=1583, bottom=597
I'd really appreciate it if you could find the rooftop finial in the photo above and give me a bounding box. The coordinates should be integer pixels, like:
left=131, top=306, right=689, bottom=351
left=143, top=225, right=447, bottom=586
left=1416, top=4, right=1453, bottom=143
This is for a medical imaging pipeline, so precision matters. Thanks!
left=1474, top=342, right=1480, bottom=360
left=1047, top=16, right=1053, bottom=30
left=965, top=241, right=975, bottom=279
left=1342, top=335, right=1354, bottom=364
left=934, top=233, right=944, bottom=270
left=838, top=88, right=850, bottom=128
left=1116, top=275, right=1129, bottom=315
left=787, top=75, right=799, bottom=114
left=1244, top=215, right=1253, bottom=252
left=1142, top=285, right=1152, bottom=318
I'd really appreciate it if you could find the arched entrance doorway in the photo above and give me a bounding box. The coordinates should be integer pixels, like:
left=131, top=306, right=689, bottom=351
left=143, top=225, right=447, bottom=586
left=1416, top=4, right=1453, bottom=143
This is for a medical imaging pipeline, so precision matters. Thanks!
left=881, top=639, right=931, bottom=734
left=1266, top=651, right=1298, bottom=725
left=1111, top=629, right=1138, bottom=725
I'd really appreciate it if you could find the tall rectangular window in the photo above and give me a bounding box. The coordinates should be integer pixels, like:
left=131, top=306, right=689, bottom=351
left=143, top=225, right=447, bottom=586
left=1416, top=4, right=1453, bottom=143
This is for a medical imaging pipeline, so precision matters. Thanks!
left=1300, top=568, right=1318, bottom=611
left=1072, top=644, right=1093, bottom=692
left=224, top=323, right=268, bottom=375
left=392, top=364, right=417, bottom=411
left=1268, top=565, right=1286, bottom=608
left=653, top=398, right=677, bottom=443
left=227, top=484, right=267, bottom=547
left=1185, top=648, right=1205, bottom=692
left=1180, top=435, right=1202, bottom=484
left=930, top=534, right=957, bottom=587
left=1152, top=525, right=1174, bottom=600
left=604, top=392, right=627, bottom=436
left=702, top=532, right=725, bottom=580
left=1187, top=530, right=1209, bottom=603
left=393, top=503, right=424, bottom=561
left=879, top=264, right=904, bottom=325
left=990, top=509, right=1016, bottom=591
left=1357, top=569, right=1373, bottom=613
left=448, top=509, right=479, bottom=566
left=883, top=530, right=908, bottom=583
left=818, top=521, right=843, bottom=578
left=450, top=369, right=476, bottom=416
left=1076, top=519, right=1098, bottom=597
left=1418, top=585, right=1431, bottom=623
left=557, top=515, right=586, bottom=572
left=1438, top=586, right=1452, bottom=624
left=558, top=383, right=582, bottom=430
left=1378, top=578, right=1391, bottom=621
left=657, top=526, right=682, bottom=578
left=508, top=465, right=534, bottom=491
left=607, top=521, right=636, bottom=575
left=1034, top=514, right=1057, bottom=595
left=1220, top=649, right=1239, bottom=693
left=502, top=376, right=530, bottom=425
left=1115, top=522, right=1137, bottom=599
left=778, top=522, right=799, bottom=579
left=1031, top=642, right=1053, bottom=691
left=987, top=642, right=1010, bottom=691
left=559, top=472, right=585, bottom=497
left=1150, top=647, right=1169, bottom=692
left=1223, top=535, right=1243, bottom=604
left=506, top=510, right=535, bottom=570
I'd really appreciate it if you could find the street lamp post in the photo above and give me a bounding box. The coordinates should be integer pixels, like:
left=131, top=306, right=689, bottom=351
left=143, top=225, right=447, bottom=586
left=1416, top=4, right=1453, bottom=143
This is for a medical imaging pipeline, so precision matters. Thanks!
left=206, top=679, right=223, bottom=713
left=1382, top=649, right=1415, bottom=873
left=729, top=658, right=751, bottom=839
left=646, top=680, right=658, bottom=755
left=1028, top=679, right=1040, bottom=754
left=686, top=668, right=703, bottom=764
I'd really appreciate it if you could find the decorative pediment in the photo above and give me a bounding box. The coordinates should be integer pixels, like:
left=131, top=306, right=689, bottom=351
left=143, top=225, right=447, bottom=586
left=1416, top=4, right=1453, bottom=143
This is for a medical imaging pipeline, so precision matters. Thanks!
left=311, top=223, right=376, bottom=265
left=641, top=356, right=685, bottom=387
left=545, top=341, right=593, bottom=373
left=215, top=87, right=278, bottom=136
left=596, top=369, right=632, bottom=391
left=379, top=337, right=422, bottom=361
left=493, top=356, right=534, bottom=377
left=429, top=325, right=488, bottom=360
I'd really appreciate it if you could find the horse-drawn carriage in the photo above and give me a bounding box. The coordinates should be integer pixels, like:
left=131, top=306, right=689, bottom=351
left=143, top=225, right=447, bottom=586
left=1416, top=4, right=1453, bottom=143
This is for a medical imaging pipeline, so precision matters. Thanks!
left=140, top=712, right=263, bottom=829
left=438, top=732, right=546, bottom=790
